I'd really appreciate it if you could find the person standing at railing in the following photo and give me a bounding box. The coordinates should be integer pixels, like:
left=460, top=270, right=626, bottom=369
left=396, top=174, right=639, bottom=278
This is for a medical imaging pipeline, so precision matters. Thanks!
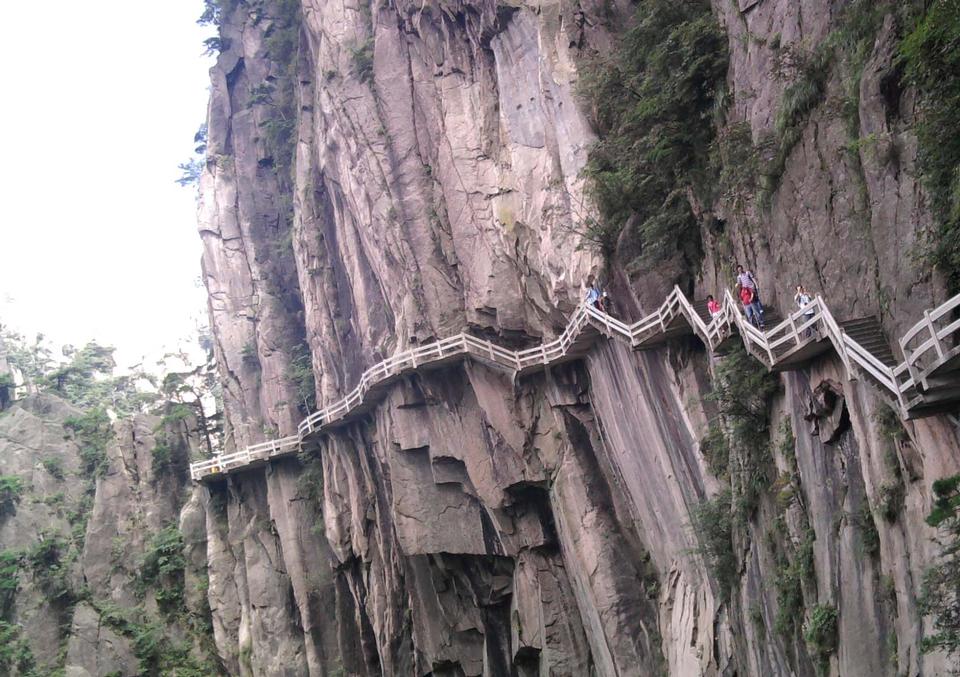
left=794, top=285, right=816, bottom=338
left=707, top=295, right=722, bottom=318
left=585, top=275, right=602, bottom=309
left=735, top=264, right=765, bottom=327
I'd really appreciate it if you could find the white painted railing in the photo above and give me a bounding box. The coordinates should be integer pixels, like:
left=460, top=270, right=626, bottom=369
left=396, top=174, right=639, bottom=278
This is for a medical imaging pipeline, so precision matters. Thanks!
left=900, top=294, right=960, bottom=390
left=189, top=435, right=300, bottom=480
left=190, top=288, right=960, bottom=481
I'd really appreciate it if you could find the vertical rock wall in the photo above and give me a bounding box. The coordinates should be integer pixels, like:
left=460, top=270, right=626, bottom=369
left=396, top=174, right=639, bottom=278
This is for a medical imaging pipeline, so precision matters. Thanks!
left=193, top=0, right=960, bottom=675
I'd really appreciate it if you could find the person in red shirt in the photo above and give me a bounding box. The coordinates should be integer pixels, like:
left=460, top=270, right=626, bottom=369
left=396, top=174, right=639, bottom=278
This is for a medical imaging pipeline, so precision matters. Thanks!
left=739, top=286, right=763, bottom=329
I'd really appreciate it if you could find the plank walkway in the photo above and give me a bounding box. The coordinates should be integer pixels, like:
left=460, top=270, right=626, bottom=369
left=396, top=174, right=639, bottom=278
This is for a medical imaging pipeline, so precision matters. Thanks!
left=191, top=287, right=960, bottom=482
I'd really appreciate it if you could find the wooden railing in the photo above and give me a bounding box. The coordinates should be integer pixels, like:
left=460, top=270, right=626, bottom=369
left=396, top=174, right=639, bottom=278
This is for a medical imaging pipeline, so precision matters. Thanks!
left=190, top=288, right=960, bottom=481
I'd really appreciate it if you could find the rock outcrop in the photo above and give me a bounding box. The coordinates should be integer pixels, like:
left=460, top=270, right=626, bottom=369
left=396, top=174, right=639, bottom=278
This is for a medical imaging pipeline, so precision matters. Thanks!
left=0, top=395, right=219, bottom=676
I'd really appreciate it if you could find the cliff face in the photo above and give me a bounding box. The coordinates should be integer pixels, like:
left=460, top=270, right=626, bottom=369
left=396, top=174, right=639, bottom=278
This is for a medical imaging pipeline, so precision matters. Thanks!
left=0, top=395, right=218, bottom=676
left=191, top=0, right=960, bottom=676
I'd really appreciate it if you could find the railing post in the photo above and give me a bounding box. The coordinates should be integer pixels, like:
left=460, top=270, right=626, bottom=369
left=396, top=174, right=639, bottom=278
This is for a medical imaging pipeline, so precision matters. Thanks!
left=927, top=310, right=946, bottom=360
left=788, top=311, right=800, bottom=354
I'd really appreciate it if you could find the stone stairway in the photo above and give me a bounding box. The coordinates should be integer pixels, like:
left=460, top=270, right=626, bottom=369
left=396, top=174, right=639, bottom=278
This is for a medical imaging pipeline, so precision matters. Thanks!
left=840, top=317, right=898, bottom=367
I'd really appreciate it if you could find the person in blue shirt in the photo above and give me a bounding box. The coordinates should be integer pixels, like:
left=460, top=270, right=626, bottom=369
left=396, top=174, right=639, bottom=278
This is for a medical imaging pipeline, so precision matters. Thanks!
left=585, top=275, right=602, bottom=308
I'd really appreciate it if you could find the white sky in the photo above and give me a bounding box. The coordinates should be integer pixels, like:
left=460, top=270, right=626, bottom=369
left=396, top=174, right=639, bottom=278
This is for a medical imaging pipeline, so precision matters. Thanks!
left=0, top=1, right=214, bottom=370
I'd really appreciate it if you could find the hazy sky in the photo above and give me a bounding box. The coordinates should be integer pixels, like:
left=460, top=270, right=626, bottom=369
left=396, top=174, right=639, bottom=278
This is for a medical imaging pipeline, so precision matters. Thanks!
left=0, top=1, right=214, bottom=369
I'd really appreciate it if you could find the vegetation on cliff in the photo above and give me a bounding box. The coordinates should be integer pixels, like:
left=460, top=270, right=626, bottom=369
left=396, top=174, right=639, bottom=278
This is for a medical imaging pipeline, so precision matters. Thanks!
left=693, top=345, right=778, bottom=600
left=901, top=0, right=960, bottom=292
left=920, top=473, right=960, bottom=660
left=577, top=0, right=727, bottom=277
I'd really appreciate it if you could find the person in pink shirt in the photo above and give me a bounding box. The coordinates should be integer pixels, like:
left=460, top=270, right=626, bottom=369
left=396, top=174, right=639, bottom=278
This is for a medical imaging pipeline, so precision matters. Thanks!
left=707, top=294, right=722, bottom=318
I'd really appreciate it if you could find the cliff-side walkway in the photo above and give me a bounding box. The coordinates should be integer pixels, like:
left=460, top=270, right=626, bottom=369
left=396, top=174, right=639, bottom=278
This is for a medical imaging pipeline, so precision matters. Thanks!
left=191, top=288, right=960, bottom=482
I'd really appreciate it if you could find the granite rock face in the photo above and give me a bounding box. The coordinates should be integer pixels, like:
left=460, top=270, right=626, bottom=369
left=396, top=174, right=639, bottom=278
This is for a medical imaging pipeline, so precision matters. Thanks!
left=0, top=395, right=218, bottom=676
left=187, top=0, right=960, bottom=676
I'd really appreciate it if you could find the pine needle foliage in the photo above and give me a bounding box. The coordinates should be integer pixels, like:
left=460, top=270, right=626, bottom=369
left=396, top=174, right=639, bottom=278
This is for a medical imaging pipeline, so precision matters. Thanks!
left=690, top=489, right=737, bottom=601
left=577, top=0, right=727, bottom=271
left=0, top=477, right=23, bottom=516
left=900, top=0, right=960, bottom=292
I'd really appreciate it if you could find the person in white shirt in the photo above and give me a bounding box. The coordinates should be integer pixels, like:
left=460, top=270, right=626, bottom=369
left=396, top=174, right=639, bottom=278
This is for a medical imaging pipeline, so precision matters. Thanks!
left=794, top=285, right=815, bottom=337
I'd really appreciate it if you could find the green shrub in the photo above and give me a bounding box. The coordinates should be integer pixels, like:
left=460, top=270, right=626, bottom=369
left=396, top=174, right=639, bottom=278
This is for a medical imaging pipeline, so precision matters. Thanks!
left=241, top=342, right=259, bottom=366
left=877, top=480, right=905, bottom=522
left=804, top=603, right=839, bottom=668
left=920, top=474, right=960, bottom=658
left=706, top=344, right=779, bottom=516
left=26, top=536, right=73, bottom=603
left=690, top=490, right=737, bottom=600
left=260, top=0, right=301, bottom=183
left=0, top=476, right=24, bottom=515
left=0, top=620, right=35, bottom=674
left=577, top=0, right=727, bottom=272
left=707, top=346, right=778, bottom=457
left=0, top=372, right=13, bottom=410
left=140, top=526, right=186, bottom=613
left=0, top=550, right=21, bottom=616
left=197, top=0, right=237, bottom=26
left=762, top=0, right=903, bottom=201
left=41, top=457, right=65, bottom=480
left=128, top=619, right=214, bottom=675
left=64, top=407, right=114, bottom=478
left=708, top=122, right=760, bottom=217
left=858, top=502, right=881, bottom=558
left=699, top=425, right=730, bottom=479
left=285, top=342, right=316, bottom=416
left=901, top=0, right=960, bottom=292
left=349, top=39, right=374, bottom=83
left=772, top=47, right=831, bottom=153
left=774, top=529, right=816, bottom=639
left=873, top=403, right=908, bottom=443
left=161, top=403, right=194, bottom=426
left=151, top=438, right=173, bottom=477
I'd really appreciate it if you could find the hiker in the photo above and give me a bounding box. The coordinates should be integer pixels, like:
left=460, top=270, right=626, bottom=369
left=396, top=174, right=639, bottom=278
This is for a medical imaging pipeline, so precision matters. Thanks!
left=707, top=294, right=722, bottom=318
left=600, top=290, right=612, bottom=315
left=735, top=265, right=760, bottom=297
left=735, top=264, right=764, bottom=327
left=585, top=275, right=602, bottom=310
left=739, top=285, right=763, bottom=329
left=794, top=285, right=816, bottom=338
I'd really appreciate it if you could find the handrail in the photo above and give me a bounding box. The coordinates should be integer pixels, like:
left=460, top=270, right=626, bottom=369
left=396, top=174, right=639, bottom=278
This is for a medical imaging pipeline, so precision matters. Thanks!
left=900, top=293, right=960, bottom=387
left=190, top=287, right=960, bottom=481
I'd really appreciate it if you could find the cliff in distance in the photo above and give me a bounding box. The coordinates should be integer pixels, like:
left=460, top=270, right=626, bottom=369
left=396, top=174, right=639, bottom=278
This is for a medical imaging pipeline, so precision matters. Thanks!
left=3, top=0, right=960, bottom=675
